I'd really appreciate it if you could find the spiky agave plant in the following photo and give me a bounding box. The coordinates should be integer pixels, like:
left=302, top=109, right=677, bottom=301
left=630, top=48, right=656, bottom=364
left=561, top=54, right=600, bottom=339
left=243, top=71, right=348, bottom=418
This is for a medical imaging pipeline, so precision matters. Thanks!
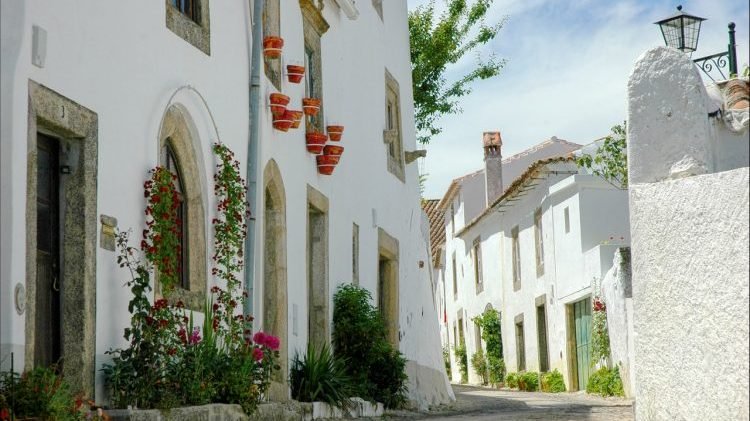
left=289, top=344, right=354, bottom=410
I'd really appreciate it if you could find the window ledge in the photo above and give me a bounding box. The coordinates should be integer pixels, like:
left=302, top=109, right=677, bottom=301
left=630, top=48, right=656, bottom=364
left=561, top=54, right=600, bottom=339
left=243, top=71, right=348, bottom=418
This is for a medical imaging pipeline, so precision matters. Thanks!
left=166, top=1, right=211, bottom=55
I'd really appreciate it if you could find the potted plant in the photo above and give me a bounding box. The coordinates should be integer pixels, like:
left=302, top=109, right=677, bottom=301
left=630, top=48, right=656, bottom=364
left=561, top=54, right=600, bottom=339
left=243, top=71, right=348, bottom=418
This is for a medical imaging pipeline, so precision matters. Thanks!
left=289, top=110, right=304, bottom=129
left=302, top=98, right=321, bottom=116
left=263, top=36, right=284, bottom=59
left=306, top=131, right=327, bottom=154
left=316, top=155, right=338, bottom=175
left=327, top=125, right=344, bottom=141
left=273, top=110, right=294, bottom=132
left=270, top=93, right=290, bottom=117
left=287, top=64, right=305, bottom=84
left=323, top=144, right=344, bottom=157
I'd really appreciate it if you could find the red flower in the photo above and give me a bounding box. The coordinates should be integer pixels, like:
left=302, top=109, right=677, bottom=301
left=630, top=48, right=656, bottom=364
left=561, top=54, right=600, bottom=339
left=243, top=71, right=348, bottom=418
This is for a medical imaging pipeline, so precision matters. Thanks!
left=252, top=347, right=264, bottom=362
left=265, top=335, right=280, bottom=351
left=1, top=407, right=9, bottom=421
left=253, top=331, right=267, bottom=347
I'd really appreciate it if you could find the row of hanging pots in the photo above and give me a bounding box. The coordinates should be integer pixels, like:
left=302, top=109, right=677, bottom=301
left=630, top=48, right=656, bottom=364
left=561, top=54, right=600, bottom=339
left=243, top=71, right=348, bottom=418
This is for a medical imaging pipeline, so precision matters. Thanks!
left=306, top=126, right=345, bottom=175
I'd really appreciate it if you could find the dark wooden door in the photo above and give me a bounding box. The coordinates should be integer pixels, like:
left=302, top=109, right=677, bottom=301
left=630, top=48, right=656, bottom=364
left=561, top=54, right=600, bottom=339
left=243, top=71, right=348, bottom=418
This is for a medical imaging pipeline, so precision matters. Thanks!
left=35, top=133, right=62, bottom=367
left=537, top=304, right=550, bottom=372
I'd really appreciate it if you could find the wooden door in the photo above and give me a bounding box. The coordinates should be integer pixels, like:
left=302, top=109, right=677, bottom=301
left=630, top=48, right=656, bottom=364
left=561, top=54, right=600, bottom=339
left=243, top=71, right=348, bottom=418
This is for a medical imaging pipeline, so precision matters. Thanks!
left=574, top=298, right=592, bottom=390
left=35, top=133, right=62, bottom=367
left=537, top=304, right=550, bottom=372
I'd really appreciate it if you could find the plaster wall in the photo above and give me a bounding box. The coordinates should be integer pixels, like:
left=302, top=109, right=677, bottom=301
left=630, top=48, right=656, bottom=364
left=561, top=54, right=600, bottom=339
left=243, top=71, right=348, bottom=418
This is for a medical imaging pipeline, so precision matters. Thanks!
left=0, top=0, right=250, bottom=398
left=252, top=1, right=451, bottom=407
left=601, top=247, right=634, bottom=398
left=627, top=46, right=749, bottom=421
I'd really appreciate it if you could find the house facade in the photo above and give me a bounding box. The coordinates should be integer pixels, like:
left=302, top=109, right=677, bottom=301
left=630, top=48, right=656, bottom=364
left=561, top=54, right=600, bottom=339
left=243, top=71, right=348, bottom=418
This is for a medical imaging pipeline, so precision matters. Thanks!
left=431, top=133, right=630, bottom=390
left=0, top=0, right=451, bottom=408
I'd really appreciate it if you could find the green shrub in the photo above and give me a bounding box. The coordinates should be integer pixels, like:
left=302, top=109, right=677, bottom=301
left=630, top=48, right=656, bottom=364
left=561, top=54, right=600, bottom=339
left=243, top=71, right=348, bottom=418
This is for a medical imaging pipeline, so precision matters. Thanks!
left=470, top=349, right=488, bottom=385
left=290, top=344, right=354, bottom=409
left=540, top=369, right=566, bottom=393
left=453, top=343, right=468, bottom=384
left=442, top=346, right=451, bottom=375
left=473, top=309, right=504, bottom=385
left=505, top=372, right=519, bottom=389
left=0, top=366, right=86, bottom=421
left=518, top=372, right=539, bottom=392
left=487, top=355, right=505, bottom=385
left=586, top=366, right=625, bottom=397
left=332, top=284, right=407, bottom=409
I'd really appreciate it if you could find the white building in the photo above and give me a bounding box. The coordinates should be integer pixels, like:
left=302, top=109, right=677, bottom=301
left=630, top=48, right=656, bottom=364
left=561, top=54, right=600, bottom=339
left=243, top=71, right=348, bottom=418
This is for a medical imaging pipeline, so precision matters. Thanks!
left=0, top=0, right=451, bottom=408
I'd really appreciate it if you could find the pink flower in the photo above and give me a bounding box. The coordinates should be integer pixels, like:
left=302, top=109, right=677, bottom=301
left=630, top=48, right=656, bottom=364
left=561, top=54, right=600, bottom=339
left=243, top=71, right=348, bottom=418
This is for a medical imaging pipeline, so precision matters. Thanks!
left=252, top=347, right=264, bottom=362
left=253, top=331, right=267, bottom=347
left=265, top=335, right=280, bottom=351
left=189, top=328, right=202, bottom=344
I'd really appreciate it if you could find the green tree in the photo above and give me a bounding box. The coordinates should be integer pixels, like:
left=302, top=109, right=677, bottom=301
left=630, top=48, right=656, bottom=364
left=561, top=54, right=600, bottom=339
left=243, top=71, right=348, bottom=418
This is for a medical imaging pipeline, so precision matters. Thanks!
left=409, top=0, right=505, bottom=144
left=576, top=122, right=628, bottom=189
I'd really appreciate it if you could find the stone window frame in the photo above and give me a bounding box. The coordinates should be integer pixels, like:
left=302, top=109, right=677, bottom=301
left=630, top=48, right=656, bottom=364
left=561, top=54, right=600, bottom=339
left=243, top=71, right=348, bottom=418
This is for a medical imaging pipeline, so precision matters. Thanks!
left=26, top=80, right=98, bottom=397
left=563, top=206, right=570, bottom=234
left=301, top=0, right=329, bottom=133
left=534, top=207, right=545, bottom=277
left=384, top=69, right=405, bottom=182
left=157, top=105, right=208, bottom=312
left=451, top=251, right=458, bottom=299
left=472, top=236, right=483, bottom=293
left=514, top=313, right=526, bottom=372
left=263, top=0, right=282, bottom=90
left=352, top=223, right=360, bottom=285
left=307, top=184, right=330, bottom=348
left=511, top=225, right=521, bottom=291
left=165, top=0, right=211, bottom=55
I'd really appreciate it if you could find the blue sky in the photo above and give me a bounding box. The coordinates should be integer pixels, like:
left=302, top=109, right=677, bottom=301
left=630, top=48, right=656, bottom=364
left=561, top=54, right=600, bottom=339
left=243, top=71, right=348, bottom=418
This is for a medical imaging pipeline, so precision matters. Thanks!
left=408, top=0, right=750, bottom=198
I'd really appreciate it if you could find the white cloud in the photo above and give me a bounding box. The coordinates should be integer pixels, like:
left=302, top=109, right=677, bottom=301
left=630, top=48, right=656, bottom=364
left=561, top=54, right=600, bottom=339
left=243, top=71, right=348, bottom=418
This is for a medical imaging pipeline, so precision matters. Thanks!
left=408, top=0, right=749, bottom=198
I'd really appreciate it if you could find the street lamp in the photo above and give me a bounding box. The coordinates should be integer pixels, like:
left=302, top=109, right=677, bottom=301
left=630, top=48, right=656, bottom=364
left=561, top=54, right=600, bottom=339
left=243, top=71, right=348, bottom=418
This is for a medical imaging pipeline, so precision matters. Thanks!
left=655, top=5, right=738, bottom=81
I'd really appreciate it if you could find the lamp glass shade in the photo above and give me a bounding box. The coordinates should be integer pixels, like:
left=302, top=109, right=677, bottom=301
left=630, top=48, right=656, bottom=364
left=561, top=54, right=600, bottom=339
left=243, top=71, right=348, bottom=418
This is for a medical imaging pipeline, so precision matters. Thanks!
left=655, top=7, right=706, bottom=53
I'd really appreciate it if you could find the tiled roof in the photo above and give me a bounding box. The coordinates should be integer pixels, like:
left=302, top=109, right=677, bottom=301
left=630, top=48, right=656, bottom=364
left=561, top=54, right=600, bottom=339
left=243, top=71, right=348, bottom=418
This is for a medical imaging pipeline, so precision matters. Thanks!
left=422, top=199, right=445, bottom=267
left=456, top=155, right=577, bottom=237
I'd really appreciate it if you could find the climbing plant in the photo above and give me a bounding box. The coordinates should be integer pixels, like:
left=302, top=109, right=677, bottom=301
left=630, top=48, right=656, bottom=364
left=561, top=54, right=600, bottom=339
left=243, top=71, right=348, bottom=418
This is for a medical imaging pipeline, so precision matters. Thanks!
left=473, top=309, right=505, bottom=384
left=590, top=278, right=610, bottom=366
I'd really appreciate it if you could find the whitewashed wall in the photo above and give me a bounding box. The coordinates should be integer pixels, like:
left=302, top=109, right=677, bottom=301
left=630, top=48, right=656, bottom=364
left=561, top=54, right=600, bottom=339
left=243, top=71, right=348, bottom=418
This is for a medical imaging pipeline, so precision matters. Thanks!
left=627, top=46, right=749, bottom=420
left=253, top=1, right=451, bottom=408
left=0, top=0, right=251, bottom=399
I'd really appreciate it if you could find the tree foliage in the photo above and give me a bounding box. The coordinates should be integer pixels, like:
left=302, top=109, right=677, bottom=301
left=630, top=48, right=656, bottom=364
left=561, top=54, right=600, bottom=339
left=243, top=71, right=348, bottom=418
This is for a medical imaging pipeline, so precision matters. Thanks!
left=473, top=308, right=505, bottom=384
left=576, top=122, right=628, bottom=189
left=409, top=0, right=505, bottom=144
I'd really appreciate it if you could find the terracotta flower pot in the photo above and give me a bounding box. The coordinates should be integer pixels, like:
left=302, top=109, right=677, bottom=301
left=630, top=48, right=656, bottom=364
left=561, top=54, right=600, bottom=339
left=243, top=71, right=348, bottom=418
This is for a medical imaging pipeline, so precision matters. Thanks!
left=327, top=125, right=344, bottom=141
left=263, top=36, right=284, bottom=59
left=289, top=110, right=304, bottom=129
left=323, top=145, right=344, bottom=156
left=306, top=131, right=327, bottom=154
left=269, top=93, right=290, bottom=117
left=287, top=65, right=305, bottom=84
left=302, top=98, right=321, bottom=116
left=317, top=155, right=338, bottom=175
left=272, top=112, right=293, bottom=132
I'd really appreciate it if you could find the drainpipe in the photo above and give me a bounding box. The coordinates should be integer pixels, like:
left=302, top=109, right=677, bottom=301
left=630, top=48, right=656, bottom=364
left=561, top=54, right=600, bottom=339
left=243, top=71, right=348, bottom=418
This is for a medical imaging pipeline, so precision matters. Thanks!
left=244, top=0, right=264, bottom=319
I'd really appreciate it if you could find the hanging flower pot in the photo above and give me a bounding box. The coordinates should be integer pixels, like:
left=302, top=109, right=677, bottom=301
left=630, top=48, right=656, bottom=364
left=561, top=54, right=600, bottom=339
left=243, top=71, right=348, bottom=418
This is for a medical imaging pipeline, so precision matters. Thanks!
left=326, top=125, right=344, bottom=141
left=269, top=93, right=290, bottom=117
left=302, top=98, right=321, bottom=116
left=306, top=131, right=327, bottom=154
left=263, top=36, right=284, bottom=59
left=272, top=111, right=293, bottom=132
left=287, top=65, right=305, bottom=84
left=323, top=144, right=344, bottom=156
left=289, top=110, right=304, bottom=129
left=316, top=155, right=338, bottom=175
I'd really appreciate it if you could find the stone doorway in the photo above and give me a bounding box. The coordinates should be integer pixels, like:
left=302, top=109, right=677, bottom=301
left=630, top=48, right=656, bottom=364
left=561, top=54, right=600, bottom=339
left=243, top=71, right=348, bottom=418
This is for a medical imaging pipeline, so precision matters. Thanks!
left=262, top=160, right=288, bottom=400
left=306, top=186, right=329, bottom=348
left=26, top=81, right=98, bottom=396
left=377, top=228, right=399, bottom=348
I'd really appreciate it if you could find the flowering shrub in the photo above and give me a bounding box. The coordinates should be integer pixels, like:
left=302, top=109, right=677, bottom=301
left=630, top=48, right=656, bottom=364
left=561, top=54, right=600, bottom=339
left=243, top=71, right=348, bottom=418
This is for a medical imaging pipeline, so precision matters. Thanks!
left=591, top=281, right=610, bottom=366
left=103, top=143, right=279, bottom=414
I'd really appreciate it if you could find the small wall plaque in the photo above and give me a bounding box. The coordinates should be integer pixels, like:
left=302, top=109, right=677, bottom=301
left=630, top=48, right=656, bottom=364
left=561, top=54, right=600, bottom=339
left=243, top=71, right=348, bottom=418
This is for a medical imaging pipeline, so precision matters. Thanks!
left=100, top=214, right=118, bottom=251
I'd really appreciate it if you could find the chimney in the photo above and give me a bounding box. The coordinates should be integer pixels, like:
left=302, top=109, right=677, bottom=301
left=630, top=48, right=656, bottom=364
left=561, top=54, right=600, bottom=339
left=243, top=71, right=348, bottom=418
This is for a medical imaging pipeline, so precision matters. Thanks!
left=483, top=131, right=503, bottom=205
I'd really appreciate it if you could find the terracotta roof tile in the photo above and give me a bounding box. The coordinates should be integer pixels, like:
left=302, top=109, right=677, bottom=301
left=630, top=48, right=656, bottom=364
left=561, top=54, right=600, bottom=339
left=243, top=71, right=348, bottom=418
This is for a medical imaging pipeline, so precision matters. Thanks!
left=422, top=199, right=445, bottom=267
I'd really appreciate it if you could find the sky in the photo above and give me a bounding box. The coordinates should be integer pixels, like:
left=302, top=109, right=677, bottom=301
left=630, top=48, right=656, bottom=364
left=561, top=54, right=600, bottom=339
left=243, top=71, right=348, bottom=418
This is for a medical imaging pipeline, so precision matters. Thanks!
left=408, top=0, right=750, bottom=199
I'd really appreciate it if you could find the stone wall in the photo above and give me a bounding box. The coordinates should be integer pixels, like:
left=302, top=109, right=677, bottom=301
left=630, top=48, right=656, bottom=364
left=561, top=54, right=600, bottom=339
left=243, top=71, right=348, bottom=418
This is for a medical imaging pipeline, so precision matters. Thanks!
left=601, top=247, right=634, bottom=398
left=627, top=46, right=749, bottom=420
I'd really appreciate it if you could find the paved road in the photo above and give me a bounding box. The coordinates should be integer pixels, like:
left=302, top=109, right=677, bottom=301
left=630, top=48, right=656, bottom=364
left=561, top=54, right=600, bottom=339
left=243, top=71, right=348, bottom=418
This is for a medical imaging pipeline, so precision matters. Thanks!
left=387, top=385, right=634, bottom=420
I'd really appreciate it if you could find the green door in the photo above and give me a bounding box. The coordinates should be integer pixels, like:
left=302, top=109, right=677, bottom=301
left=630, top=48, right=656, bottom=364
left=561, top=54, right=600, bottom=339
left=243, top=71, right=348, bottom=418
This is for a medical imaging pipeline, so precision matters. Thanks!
left=573, top=298, right=592, bottom=390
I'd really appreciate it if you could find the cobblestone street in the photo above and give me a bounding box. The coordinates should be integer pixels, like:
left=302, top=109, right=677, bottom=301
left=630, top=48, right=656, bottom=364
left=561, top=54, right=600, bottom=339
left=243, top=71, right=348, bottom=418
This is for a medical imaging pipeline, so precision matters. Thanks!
left=387, top=385, right=634, bottom=420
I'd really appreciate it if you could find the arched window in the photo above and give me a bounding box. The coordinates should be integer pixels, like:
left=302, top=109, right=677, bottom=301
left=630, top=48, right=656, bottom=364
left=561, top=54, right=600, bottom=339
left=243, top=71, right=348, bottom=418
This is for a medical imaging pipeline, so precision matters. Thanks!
left=157, top=104, right=208, bottom=311
left=163, top=140, right=189, bottom=290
